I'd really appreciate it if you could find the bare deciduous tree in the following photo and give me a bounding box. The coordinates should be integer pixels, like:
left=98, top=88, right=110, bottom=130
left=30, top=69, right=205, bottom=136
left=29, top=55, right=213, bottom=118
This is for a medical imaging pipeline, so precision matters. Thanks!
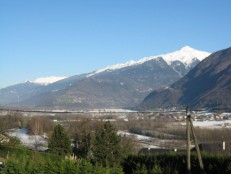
left=0, top=112, right=21, bottom=134
left=28, top=116, right=54, bottom=136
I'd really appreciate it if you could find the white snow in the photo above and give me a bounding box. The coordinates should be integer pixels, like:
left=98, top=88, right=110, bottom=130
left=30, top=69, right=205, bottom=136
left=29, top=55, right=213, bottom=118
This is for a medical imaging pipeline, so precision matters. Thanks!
left=118, top=130, right=151, bottom=140
left=160, top=46, right=210, bottom=67
left=87, top=46, right=210, bottom=77
left=181, top=120, right=231, bottom=128
left=7, top=129, right=48, bottom=150
left=29, top=76, right=67, bottom=85
left=87, top=60, right=137, bottom=77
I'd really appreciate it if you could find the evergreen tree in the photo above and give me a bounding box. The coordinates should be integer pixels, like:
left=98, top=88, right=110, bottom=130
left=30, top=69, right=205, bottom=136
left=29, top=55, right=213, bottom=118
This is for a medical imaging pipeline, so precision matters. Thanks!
left=92, top=121, right=122, bottom=167
left=79, top=132, right=92, bottom=158
left=73, top=131, right=92, bottom=159
left=48, top=124, right=71, bottom=155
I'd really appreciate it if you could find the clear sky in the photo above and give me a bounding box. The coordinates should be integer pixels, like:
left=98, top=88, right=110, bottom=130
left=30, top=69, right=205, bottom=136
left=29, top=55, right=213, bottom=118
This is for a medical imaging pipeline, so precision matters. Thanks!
left=1, top=0, right=231, bottom=88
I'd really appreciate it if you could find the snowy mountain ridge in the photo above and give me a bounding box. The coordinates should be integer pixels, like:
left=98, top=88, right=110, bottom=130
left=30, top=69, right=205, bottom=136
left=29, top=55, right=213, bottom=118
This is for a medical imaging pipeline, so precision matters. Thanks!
left=87, top=46, right=210, bottom=77
left=29, top=76, right=67, bottom=85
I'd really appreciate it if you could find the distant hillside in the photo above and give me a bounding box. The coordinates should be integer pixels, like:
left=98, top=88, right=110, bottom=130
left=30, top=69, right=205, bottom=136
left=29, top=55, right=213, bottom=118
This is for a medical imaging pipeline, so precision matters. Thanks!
left=0, top=82, right=43, bottom=105
left=139, top=47, right=231, bottom=110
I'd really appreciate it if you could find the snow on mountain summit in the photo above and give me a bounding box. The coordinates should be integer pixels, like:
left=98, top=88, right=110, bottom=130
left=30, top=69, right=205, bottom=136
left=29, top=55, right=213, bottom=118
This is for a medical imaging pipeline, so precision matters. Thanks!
left=29, top=76, right=67, bottom=85
left=160, top=46, right=211, bottom=67
left=87, top=60, right=137, bottom=77
left=87, top=46, right=211, bottom=77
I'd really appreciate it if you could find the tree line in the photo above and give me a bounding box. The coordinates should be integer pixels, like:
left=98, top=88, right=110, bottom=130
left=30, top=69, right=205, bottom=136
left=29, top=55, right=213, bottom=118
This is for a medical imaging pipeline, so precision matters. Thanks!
left=48, top=121, right=132, bottom=168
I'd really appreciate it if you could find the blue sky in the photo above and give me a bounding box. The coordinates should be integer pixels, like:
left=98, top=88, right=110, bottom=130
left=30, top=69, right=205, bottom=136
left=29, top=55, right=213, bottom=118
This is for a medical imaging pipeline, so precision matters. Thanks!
left=1, top=0, right=231, bottom=88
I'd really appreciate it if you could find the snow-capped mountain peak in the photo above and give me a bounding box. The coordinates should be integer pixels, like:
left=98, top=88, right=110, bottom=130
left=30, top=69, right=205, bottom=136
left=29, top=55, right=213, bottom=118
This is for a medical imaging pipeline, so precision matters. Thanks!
left=29, top=76, right=67, bottom=85
left=160, top=46, right=211, bottom=67
left=180, top=45, right=196, bottom=51
left=87, top=46, right=210, bottom=77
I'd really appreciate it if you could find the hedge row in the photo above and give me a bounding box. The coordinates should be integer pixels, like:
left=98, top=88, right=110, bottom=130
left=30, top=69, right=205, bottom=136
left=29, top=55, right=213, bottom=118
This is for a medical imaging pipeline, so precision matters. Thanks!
left=122, top=152, right=231, bottom=174
left=0, top=145, right=123, bottom=174
left=2, top=145, right=231, bottom=174
left=1, top=156, right=123, bottom=174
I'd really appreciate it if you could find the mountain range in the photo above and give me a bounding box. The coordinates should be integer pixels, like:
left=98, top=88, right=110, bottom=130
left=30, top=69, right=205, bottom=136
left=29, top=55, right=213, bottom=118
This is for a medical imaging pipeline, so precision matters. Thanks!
left=0, top=46, right=210, bottom=109
left=139, top=47, right=231, bottom=110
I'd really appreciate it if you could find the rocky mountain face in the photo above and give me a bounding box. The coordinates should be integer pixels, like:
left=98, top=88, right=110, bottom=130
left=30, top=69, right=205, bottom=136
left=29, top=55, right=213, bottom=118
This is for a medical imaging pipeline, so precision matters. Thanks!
left=139, top=47, right=231, bottom=110
left=0, top=46, right=210, bottom=109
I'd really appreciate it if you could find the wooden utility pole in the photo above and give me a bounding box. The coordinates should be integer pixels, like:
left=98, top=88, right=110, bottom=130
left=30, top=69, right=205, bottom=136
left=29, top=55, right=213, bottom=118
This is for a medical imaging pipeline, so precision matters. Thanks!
left=186, top=107, right=191, bottom=174
left=186, top=107, right=205, bottom=174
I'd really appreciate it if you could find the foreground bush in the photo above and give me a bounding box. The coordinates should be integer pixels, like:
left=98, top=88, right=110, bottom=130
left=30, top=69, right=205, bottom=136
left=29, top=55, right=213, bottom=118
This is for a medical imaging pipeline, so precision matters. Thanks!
left=1, top=156, right=123, bottom=174
left=0, top=146, right=123, bottom=174
left=122, top=152, right=231, bottom=174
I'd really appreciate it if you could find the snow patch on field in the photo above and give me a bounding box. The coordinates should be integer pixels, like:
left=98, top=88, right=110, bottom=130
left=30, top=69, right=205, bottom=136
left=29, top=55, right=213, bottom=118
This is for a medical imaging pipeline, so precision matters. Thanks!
left=118, top=130, right=151, bottom=140
left=7, top=129, right=48, bottom=151
left=181, top=120, right=231, bottom=128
